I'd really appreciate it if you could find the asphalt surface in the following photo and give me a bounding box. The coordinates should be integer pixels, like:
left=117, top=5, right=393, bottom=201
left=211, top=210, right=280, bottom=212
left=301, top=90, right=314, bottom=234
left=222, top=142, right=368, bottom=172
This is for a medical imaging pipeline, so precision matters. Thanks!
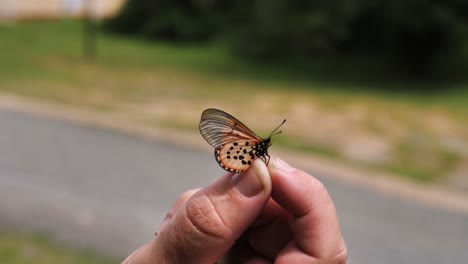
left=0, top=109, right=467, bottom=263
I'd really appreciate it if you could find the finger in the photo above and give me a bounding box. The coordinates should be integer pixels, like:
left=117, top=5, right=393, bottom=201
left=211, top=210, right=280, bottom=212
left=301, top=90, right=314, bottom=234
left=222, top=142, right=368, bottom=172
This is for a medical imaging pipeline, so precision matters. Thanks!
left=158, top=188, right=199, bottom=233
left=248, top=199, right=293, bottom=260
left=153, top=159, right=272, bottom=263
left=250, top=198, right=285, bottom=227
left=268, top=157, right=347, bottom=263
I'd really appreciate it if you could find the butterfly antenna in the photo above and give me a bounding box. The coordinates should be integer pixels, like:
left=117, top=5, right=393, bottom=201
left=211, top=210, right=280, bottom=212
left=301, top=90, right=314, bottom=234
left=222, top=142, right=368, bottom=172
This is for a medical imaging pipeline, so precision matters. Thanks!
left=269, top=119, right=286, bottom=138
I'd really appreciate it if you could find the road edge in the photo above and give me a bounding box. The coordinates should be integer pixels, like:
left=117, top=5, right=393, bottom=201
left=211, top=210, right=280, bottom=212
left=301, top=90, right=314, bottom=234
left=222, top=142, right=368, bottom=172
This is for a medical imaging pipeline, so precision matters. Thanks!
left=1, top=93, right=467, bottom=214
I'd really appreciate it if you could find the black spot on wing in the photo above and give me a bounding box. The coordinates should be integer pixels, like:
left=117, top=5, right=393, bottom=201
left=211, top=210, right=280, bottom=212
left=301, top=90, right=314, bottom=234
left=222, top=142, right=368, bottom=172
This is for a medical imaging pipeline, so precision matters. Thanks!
left=215, top=140, right=260, bottom=172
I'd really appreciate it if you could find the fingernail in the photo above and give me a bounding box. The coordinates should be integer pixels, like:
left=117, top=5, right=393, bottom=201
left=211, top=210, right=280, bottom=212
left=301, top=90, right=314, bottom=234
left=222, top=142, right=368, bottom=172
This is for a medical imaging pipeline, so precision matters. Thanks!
left=271, top=156, right=294, bottom=172
left=232, top=159, right=268, bottom=197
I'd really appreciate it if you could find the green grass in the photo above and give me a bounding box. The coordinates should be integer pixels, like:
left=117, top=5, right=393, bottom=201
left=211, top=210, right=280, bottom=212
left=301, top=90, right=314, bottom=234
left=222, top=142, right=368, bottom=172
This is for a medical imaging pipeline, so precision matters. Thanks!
left=0, top=20, right=467, bottom=183
left=0, top=232, right=116, bottom=264
left=1, top=21, right=467, bottom=108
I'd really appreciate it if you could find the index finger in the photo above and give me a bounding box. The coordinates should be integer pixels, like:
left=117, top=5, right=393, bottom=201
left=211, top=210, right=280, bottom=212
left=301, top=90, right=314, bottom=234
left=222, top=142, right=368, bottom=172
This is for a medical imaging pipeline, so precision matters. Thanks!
left=268, top=157, right=347, bottom=261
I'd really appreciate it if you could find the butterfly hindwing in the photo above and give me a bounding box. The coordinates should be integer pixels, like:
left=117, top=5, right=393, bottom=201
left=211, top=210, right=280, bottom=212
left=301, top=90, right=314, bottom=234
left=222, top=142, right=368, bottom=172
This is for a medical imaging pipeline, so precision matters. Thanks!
left=215, top=140, right=260, bottom=172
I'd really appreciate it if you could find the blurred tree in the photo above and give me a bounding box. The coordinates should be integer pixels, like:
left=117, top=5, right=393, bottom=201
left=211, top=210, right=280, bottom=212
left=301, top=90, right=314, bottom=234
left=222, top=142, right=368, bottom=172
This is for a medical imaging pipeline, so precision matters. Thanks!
left=339, top=0, right=468, bottom=74
left=106, top=0, right=468, bottom=76
left=106, top=0, right=216, bottom=41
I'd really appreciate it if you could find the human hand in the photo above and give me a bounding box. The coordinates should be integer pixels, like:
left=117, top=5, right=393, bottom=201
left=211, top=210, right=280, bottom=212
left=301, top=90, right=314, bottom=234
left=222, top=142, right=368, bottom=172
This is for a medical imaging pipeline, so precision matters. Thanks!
left=122, top=157, right=347, bottom=263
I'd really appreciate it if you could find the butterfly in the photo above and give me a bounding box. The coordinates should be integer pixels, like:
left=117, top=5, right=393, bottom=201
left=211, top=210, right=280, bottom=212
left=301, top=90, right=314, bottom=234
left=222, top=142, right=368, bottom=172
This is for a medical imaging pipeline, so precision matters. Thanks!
left=199, top=108, right=286, bottom=173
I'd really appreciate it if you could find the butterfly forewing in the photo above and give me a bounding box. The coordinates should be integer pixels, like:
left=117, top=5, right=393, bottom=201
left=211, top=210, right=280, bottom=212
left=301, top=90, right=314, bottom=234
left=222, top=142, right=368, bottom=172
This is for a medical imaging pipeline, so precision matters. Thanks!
left=200, top=108, right=284, bottom=173
left=200, top=108, right=261, bottom=148
left=215, top=139, right=260, bottom=172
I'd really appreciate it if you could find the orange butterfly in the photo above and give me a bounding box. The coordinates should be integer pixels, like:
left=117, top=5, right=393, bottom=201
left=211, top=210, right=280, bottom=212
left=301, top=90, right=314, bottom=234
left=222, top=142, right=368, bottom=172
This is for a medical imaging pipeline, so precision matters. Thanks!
left=199, top=108, right=286, bottom=172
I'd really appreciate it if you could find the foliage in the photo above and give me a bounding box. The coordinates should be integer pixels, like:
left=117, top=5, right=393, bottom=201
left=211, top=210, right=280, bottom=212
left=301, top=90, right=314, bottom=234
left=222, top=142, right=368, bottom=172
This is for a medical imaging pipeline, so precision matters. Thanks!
left=106, top=0, right=468, bottom=77
left=233, top=1, right=467, bottom=69
left=227, top=0, right=468, bottom=77
left=106, top=0, right=215, bottom=41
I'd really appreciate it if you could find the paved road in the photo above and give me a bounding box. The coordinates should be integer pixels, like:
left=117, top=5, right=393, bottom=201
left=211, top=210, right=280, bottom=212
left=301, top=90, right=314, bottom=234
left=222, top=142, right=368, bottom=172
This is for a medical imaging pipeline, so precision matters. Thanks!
left=1, top=109, right=467, bottom=263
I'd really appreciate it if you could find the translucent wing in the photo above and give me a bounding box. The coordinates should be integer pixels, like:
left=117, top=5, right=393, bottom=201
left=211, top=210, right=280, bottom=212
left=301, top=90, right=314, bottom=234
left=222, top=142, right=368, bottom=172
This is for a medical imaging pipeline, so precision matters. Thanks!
left=199, top=108, right=262, bottom=148
left=215, top=139, right=260, bottom=172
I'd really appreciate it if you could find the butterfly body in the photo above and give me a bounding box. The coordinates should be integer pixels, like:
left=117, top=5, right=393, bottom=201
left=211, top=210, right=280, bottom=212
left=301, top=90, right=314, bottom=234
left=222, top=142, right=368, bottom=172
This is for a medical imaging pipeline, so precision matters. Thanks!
left=199, top=108, right=285, bottom=173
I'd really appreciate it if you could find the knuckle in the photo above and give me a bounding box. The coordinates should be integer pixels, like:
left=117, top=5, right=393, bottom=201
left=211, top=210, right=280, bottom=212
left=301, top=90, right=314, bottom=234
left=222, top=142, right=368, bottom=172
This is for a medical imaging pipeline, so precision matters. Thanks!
left=165, top=189, right=199, bottom=221
left=184, top=193, right=233, bottom=241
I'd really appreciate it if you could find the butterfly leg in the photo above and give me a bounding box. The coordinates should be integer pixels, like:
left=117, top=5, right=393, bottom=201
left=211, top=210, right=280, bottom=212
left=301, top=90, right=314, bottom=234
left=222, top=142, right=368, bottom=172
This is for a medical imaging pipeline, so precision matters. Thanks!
left=259, top=154, right=270, bottom=166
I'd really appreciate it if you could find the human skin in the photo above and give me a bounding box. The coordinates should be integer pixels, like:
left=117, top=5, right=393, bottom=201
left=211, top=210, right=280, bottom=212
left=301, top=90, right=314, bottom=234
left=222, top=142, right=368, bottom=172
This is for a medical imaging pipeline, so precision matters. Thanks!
left=122, top=156, right=347, bottom=264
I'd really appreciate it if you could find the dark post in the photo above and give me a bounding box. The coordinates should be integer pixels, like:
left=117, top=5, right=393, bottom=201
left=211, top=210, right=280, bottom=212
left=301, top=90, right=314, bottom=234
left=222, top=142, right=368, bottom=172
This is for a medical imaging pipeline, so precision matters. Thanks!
left=83, top=0, right=97, bottom=60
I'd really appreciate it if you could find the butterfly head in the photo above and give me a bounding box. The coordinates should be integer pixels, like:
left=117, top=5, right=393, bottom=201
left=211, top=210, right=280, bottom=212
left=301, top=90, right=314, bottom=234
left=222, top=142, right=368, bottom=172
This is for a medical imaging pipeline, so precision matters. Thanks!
left=264, top=118, right=286, bottom=147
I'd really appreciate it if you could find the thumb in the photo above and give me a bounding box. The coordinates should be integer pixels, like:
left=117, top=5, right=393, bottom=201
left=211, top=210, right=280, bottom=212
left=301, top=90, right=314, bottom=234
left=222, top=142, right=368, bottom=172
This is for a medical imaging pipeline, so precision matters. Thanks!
left=153, top=159, right=271, bottom=263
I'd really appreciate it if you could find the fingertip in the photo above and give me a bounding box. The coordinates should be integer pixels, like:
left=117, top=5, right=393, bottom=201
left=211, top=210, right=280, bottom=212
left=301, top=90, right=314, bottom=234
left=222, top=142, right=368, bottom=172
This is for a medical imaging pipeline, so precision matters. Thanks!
left=269, top=156, right=295, bottom=174
left=267, top=157, right=344, bottom=259
left=252, top=158, right=272, bottom=194
left=269, top=158, right=331, bottom=217
left=232, top=158, right=271, bottom=197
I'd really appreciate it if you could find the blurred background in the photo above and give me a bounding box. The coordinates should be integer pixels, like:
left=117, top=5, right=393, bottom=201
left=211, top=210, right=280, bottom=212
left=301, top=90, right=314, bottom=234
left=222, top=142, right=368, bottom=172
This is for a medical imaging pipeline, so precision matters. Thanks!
left=0, top=0, right=467, bottom=263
